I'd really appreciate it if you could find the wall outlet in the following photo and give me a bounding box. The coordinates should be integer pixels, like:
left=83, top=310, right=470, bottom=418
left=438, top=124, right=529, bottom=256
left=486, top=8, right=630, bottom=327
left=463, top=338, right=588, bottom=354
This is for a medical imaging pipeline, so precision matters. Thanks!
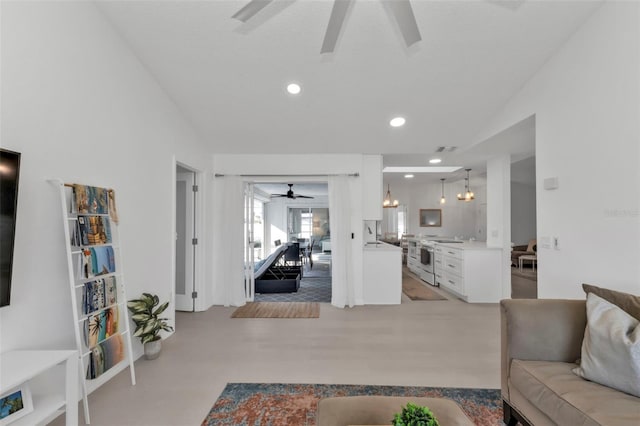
left=491, top=229, right=499, bottom=238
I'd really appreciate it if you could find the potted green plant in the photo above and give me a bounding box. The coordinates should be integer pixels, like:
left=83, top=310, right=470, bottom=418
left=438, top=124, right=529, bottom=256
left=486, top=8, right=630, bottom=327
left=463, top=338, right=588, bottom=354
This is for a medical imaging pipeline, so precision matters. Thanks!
left=392, top=402, right=440, bottom=426
left=127, top=293, right=174, bottom=360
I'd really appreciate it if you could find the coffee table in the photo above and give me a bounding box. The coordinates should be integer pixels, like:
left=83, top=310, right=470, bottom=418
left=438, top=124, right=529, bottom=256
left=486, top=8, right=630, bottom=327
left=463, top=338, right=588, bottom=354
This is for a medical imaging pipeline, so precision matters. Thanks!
left=317, top=396, right=474, bottom=426
left=519, top=254, right=537, bottom=272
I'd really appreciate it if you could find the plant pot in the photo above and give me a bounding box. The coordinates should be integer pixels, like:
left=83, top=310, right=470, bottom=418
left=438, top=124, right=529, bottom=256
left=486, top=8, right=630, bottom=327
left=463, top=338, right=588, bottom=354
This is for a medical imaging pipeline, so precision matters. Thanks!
left=144, top=339, right=162, bottom=360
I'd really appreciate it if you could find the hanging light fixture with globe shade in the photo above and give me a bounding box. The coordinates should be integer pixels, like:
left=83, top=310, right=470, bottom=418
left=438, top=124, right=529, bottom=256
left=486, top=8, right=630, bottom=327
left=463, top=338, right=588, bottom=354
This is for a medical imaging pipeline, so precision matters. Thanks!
left=440, top=178, right=446, bottom=204
left=383, top=184, right=399, bottom=208
left=457, top=169, right=475, bottom=201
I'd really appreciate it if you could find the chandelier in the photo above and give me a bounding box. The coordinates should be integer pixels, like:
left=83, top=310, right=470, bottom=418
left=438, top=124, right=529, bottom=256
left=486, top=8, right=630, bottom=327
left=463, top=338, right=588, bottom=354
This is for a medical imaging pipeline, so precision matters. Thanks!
left=457, top=169, right=475, bottom=202
left=383, top=184, right=398, bottom=208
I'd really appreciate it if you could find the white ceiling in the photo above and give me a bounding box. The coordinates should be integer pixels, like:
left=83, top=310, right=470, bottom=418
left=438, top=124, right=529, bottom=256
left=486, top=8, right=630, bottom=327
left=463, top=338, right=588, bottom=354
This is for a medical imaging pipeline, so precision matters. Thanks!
left=97, top=0, right=601, bottom=158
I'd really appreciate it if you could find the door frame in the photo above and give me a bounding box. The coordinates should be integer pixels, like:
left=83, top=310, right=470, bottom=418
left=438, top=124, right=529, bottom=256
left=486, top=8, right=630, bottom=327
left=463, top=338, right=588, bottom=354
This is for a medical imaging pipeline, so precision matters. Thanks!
left=172, top=158, right=205, bottom=312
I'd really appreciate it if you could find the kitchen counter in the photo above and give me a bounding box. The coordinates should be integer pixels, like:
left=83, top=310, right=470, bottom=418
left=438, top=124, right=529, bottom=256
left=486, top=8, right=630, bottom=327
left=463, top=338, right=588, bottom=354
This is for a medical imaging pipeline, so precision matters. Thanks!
left=435, top=241, right=499, bottom=250
left=363, top=241, right=402, bottom=252
left=433, top=241, right=504, bottom=303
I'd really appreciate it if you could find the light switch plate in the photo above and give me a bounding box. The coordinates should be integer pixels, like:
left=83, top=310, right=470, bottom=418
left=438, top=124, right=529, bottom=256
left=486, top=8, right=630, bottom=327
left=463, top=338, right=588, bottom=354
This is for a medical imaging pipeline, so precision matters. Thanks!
left=540, top=236, right=551, bottom=249
left=544, top=177, right=559, bottom=190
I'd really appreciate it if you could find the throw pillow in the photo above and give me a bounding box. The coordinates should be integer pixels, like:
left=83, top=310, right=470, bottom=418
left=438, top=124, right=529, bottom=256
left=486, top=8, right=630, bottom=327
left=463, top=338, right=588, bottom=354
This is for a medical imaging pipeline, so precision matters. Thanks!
left=582, top=283, right=640, bottom=321
left=573, top=293, right=640, bottom=397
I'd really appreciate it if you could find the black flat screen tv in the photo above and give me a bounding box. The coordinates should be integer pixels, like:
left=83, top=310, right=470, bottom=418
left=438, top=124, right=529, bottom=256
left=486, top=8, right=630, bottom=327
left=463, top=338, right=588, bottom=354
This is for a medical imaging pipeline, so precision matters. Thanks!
left=1, top=148, right=21, bottom=307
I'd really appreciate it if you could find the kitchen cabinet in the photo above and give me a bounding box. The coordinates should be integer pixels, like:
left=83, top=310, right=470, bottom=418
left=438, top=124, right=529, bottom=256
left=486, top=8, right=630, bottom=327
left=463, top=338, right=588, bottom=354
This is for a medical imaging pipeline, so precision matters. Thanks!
left=434, top=242, right=502, bottom=303
left=363, top=242, right=401, bottom=304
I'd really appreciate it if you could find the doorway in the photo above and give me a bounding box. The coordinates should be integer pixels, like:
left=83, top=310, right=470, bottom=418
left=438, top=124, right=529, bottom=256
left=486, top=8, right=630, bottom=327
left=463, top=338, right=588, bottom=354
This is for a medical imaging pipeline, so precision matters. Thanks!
left=175, top=164, right=198, bottom=311
left=251, top=182, right=332, bottom=303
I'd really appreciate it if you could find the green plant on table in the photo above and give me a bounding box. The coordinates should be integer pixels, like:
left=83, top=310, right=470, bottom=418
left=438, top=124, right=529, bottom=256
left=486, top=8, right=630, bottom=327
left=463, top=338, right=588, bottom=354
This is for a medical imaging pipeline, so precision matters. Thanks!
left=392, top=402, right=440, bottom=426
left=127, top=293, right=174, bottom=344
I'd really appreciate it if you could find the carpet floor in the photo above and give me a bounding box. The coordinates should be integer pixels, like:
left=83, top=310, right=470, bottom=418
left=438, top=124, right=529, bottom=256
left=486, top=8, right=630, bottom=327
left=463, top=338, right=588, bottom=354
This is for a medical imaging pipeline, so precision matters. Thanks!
left=402, top=273, right=447, bottom=301
left=202, top=383, right=502, bottom=426
left=231, top=302, right=320, bottom=318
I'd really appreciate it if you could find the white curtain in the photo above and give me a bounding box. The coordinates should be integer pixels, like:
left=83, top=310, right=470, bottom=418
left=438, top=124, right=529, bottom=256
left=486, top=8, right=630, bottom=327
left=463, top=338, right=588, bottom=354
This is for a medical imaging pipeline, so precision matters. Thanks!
left=213, top=176, right=246, bottom=306
left=328, top=175, right=355, bottom=308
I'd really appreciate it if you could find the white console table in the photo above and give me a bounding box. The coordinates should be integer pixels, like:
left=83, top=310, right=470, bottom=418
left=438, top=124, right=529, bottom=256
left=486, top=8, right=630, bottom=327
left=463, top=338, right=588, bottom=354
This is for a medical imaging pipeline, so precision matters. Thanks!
left=0, top=350, right=78, bottom=426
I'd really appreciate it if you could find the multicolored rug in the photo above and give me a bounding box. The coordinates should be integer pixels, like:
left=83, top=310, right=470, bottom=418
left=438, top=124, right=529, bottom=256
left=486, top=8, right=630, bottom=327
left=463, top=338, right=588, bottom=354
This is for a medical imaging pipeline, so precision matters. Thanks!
left=202, top=383, right=502, bottom=425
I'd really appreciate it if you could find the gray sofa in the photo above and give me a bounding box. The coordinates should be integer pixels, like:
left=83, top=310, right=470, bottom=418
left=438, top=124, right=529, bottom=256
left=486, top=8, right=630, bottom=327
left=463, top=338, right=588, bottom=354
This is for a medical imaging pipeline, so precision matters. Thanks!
left=501, top=299, right=640, bottom=426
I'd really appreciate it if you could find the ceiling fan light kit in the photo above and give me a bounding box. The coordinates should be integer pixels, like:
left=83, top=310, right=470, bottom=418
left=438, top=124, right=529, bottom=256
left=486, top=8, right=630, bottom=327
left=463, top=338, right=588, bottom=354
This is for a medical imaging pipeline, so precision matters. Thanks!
left=457, top=169, right=475, bottom=202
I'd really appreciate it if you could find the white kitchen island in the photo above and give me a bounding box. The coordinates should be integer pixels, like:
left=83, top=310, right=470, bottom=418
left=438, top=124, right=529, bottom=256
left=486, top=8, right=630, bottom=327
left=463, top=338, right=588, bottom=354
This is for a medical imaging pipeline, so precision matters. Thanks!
left=363, top=241, right=402, bottom=304
left=434, top=241, right=503, bottom=303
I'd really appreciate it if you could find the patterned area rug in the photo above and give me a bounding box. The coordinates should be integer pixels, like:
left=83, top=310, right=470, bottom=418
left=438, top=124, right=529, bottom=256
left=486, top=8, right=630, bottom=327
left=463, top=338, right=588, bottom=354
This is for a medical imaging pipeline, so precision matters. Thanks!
left=202, top=383, right=502, bottom=425
left=303, top=262, right=331, bottom=278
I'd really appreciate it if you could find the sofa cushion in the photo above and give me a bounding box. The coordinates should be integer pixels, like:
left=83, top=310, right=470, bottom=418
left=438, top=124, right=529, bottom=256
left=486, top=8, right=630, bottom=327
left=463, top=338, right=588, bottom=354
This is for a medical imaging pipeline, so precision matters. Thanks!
left=510, top=360, right=640, bottom=426
left=582, top=283, right=640, bottom=320
left=573, top=293, right=640, bottom=397
left=526, top=239, right=537, bottom=253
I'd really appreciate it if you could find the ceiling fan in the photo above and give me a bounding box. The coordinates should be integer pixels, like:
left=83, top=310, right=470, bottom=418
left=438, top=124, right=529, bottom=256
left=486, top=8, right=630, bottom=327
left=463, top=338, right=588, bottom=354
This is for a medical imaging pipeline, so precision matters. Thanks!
left=232, top=0, right=422, bottom=54
left=271, top=184, right=315, bottom=199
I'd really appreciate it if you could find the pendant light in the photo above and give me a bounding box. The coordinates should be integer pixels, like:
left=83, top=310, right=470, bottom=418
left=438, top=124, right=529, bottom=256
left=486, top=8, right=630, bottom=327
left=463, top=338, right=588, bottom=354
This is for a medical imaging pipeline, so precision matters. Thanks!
left=383, top=184, right=399, bottom=208
left=457, top=169, right=475, bottom=202
left=440, top=178, right=446, bottom=204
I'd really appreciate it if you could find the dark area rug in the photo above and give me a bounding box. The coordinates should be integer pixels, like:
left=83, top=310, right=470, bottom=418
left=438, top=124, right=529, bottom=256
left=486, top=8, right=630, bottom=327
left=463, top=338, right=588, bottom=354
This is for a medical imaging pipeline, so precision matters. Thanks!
left=255, top=276, right=331, bottom=303
left=202, top=383, right=502, bottom=425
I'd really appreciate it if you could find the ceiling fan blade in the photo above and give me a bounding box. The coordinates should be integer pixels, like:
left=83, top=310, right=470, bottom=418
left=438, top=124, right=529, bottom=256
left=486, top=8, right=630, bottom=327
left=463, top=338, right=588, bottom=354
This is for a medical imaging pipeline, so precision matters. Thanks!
left=232, top=0, right=273, bottom=22
left=296, top=195, right=315, bottom=199
left=321, top=0, right=353, bottom=54
left=387, top=0, right=422, bottom=47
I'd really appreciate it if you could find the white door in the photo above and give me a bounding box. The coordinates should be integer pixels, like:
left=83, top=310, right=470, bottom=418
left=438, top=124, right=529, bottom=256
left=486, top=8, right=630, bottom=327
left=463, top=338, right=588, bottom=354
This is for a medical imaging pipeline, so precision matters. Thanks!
left=175, top=170, right=195, bottom=311
left=244, top=183, right=255, bottom=302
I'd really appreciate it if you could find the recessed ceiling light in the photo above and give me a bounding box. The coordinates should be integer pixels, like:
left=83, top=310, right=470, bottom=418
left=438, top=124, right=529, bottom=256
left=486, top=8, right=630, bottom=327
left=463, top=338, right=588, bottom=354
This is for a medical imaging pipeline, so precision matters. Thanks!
left=404, top=174, right=414, bottom=179
left=429, top=158, right=442, bottom=164
left=389, top=117, right=406, bottom=127
left=287, top=83, right=301, bottom=95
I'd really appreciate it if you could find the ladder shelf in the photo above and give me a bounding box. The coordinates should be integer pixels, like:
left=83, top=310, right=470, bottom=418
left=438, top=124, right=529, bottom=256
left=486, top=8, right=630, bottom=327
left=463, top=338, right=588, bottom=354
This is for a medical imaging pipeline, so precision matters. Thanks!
left=49, top=179, right=136, bottom=424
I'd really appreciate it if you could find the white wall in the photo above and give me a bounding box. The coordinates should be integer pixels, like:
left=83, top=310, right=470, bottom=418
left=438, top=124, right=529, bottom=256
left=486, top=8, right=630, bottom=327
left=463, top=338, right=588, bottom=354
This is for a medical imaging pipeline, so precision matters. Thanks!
left=486, top=155, right=511, bottom=298
left=384, top=178, right=487, bottom=241
left=473, top=2, right=640, bottom=298
left=264, top=196, right=329, bottom=254
left=511, top=182, right=537, bottom=246
left=0, top=2, right=210, bottom=356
